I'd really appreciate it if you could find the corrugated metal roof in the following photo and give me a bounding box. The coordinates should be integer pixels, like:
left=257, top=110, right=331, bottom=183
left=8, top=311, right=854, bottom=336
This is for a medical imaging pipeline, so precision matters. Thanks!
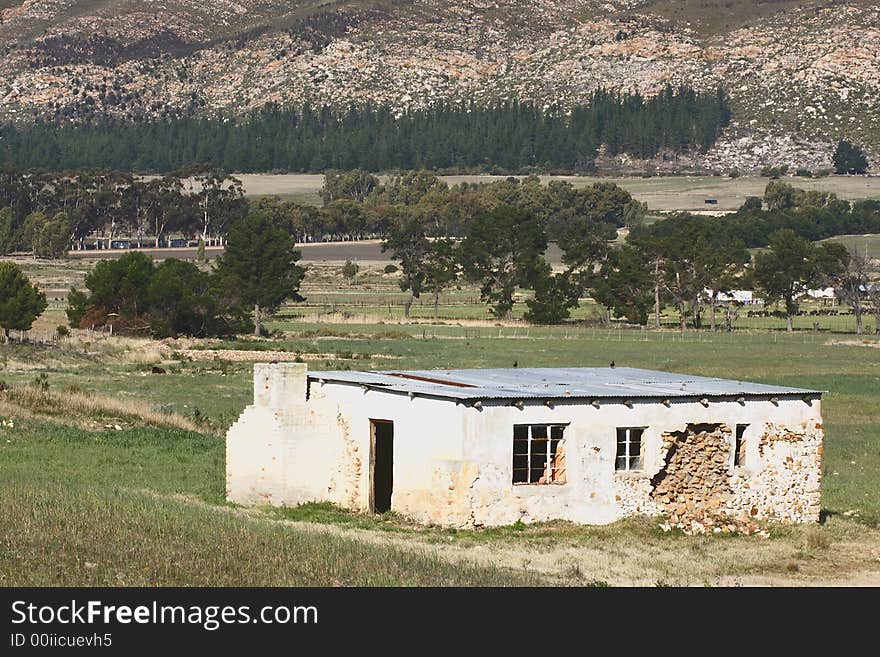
left=308, top=367, right=822, bottom=403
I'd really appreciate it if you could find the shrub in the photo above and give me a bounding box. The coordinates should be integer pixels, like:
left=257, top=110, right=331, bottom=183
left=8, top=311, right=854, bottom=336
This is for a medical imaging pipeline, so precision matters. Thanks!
left=832, top=140, right=869, bottom=174
left=760, top=164, right=789, bottom=178
left=31, top=372, right=49, bottom=392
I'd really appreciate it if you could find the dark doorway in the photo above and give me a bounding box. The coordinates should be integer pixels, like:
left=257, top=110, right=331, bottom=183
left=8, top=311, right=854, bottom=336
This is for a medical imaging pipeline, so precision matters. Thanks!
left=370, top=420, right=394, bottom=513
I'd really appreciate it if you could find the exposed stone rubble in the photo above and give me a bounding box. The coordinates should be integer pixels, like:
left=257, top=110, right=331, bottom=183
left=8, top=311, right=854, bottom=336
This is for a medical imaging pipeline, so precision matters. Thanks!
left=2, top=1, right=875, bottom=171
left=650, top=424, right=751, bottom=536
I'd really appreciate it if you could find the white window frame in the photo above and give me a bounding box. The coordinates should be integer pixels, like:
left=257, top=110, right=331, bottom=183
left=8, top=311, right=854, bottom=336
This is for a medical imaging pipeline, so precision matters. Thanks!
left=615, top=427, right=646, bottom=472
left=512, top=424, right=567, bottom=485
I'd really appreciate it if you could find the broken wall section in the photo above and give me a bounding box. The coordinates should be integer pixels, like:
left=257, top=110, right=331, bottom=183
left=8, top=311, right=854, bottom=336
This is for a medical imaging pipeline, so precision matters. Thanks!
left=227, top=363, right=334, bottom=507
left=728, top=420, right=823, bottom=524
left=639, top=417, right=823, bottom=533
left=650, top=423, right=734, bottom=531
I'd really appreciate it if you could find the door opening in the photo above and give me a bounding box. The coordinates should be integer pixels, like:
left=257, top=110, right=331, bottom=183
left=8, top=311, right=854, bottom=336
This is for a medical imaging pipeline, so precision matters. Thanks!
left=370, top=420, right=393, bottom=513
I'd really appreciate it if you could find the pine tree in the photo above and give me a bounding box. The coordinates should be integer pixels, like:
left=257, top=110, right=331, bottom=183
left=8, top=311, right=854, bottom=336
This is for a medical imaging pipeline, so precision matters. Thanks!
left=0, top=261, right=47, bottom=340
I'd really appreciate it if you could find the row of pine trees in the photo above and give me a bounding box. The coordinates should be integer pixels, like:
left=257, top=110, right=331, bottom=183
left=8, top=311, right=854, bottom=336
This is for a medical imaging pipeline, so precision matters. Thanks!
left=0, top=86, right=730, bottom=173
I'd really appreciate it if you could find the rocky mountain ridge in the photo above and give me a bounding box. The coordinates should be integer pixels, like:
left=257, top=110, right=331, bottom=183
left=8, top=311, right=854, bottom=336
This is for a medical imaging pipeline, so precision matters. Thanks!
left=1, top=0, right=877, bottom=172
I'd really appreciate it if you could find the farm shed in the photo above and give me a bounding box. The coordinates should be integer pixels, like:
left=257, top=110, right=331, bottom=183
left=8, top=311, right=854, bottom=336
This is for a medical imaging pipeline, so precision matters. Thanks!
left=226, top=364, right=823, bottom=530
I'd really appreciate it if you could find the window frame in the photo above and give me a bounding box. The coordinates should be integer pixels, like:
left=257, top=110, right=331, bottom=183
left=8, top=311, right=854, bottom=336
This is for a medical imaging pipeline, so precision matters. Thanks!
left=615, top=426, right=646, bottom=472
left=732, top=423, right=748, bottom=469
left=512, top=423, right=568, bottom=486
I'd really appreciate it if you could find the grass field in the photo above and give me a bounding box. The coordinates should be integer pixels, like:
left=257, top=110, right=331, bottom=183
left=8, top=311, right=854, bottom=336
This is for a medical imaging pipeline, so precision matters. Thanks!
left=823, top=234, right=880, bottom=260
left=236, top=173, right=880, bottom=212
left=2, top=250, right=880, bottom=586
left=14, top=256, right=878, bottom=337
left=2, top=317, right=879, bottom=586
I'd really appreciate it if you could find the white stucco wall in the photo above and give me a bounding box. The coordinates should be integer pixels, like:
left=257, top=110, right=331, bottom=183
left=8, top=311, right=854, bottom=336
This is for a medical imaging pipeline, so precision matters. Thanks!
left=226, top=364, right=823, bottom=528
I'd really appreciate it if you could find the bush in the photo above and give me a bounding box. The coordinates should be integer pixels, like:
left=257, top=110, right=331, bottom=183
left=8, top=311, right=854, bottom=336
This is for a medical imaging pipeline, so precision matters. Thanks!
left=760, top=164, right=789, bottom=178
left=341, top=259, right=359, bottom=285
left=795, top=168, right=813, bottom=178
left=832, top=140, right=869, bottom=174
left=31, top=372, right=49, bottom=392
left=65, top=288, right=90, bottom=327
left=383, top=264, right=399, bottom=274
left=56, top=325, right=69, bottom=338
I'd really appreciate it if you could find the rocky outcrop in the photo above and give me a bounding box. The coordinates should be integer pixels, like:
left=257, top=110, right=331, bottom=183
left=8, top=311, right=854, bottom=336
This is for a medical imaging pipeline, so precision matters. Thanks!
left=0, top=0, right=877, bottom=171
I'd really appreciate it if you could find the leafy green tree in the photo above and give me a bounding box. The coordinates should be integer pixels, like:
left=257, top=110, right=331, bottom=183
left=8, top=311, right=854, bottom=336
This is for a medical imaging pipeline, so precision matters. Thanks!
left=84, top=251, right=155, bottom=317
left=0, top=207, right=15, bottom=254
left=0, top=261, right=47, bottom=340
left=524, top=265, right=579, bottom=325
left=627, top=227, right=668, bottom=328
left=423, top=238, right=458, bottom=321
left=590, top=246, right=653, bottom=325
left=148, top=259, right=222, bottom=338
left=458, top=206, right=547, bottom=319
left=32, top=211, right=70, bottom=259
left=764, top=181, right=795, bottom=212
left=184, top=166, right=246, bottom=243
left=372, top=171, right=447, bottom=206
left=65, top=288, right=90, bottom=328
left=832, top=141, right=869, bottom=175
left=381, top=215, right=430, bottom=318
left=623, top=199, right=648, bottom=230
left=21, top=211, right=48, bottom=258
left=558, top=215, right=617, bottom=272
left=740, top=196, right=763, bottom=212
left=321, top=200, right=368, bottom=240
left=341, top=259, right=359, bottom=286
left=630, top=214, right=749, bottom=331
left=321, top=170, right=379, bottom=204
left=754, top=229, right=847, bottom=332
left=213, top=213, right=305, bottom=336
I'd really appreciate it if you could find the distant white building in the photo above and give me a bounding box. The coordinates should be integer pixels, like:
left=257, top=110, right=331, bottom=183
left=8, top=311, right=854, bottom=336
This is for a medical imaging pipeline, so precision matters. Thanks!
left=226, top=363, right=824, bottom=530
left=803, top=287, right=836, bottom=300
left=703, top=289, right=763, bottom=305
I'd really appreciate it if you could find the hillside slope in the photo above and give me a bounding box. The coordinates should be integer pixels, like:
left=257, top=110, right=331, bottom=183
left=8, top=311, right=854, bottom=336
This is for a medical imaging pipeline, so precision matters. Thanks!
left=1, top=0, right=877, bottom=172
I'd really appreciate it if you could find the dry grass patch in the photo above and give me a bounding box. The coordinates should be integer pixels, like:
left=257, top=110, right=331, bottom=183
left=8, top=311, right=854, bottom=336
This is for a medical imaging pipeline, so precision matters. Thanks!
left=1, top=387, right=205, bottom=433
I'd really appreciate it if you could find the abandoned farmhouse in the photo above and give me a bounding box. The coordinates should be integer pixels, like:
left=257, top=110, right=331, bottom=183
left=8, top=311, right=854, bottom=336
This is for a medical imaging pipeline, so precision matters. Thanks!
left=226, top=363, right=824, bottom=529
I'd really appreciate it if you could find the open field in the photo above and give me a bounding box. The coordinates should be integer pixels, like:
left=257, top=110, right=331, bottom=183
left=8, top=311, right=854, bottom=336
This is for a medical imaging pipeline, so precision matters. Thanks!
left=11, top=256, right=879, bottom=336
left=2, top=254, right=879, bottom=586
left=1, top=315, right=879, bottom=585
left=235, top=173, right=880, bottom=212
left=823, top=234, right=880, bottom=260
